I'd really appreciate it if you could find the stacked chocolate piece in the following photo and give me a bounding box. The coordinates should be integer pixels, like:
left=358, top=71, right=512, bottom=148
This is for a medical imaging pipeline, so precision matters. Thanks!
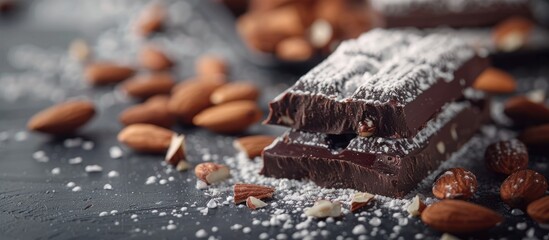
left=261, top=29, right=491, bottom=197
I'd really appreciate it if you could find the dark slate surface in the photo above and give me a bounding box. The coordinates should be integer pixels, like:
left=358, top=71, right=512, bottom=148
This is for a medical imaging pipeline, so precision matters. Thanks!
left=1, top=1, right=549, bottom=239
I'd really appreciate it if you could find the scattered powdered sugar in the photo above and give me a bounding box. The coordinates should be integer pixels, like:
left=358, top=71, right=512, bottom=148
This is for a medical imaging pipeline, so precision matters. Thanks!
left=85, top=165, right=103, bottom=173
left=104, top=184, right=113, bottom=190
left=68, top=157, right=83, bottom=165
left=71, top=186, right=82, bottom=192
left=108, top=170, right=120, bottom=178
left=51, top=167, right=61, bottom=175
left=109, top=146, right=123, bottom=159
left=370, top=0, right=528, bottom=16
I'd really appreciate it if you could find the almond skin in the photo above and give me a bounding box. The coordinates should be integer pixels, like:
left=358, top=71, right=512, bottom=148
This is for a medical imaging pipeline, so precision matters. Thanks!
left=168, top=80, right=224, bottom=124
left=117, top=123, right=174, bottom=153
left=84, top=62, right=135, bottom=85
left=195, top=55, right=228, bottom=79
left=518, top=124, right=549, bottom=152
left=193, top=100, right=262, bottom=134
left=432, top=168, right=478, bottom=200
left=233, top=135, right=276, bottom=158
left=527, top=196, right=549, bottom=224
left=118, top=102, right=175, bottom=128
left=421, top=200, right=503, bottom=234
left=210, top=82, right=260, bottom=105
left=503, top=96, right=549, bottom=127
left=139, top=45, right=173, bottom=71
left=27, top=100, right=95, bottom=135
left=276, top=37, right=314, bottom=61
left=493, top=17, right=534, bottom=52
left=121, top=73, right=175, bottom=99
left=484, top=139, right=528, bottom=175
left=194, top=162, right=230, bottom=184
left=473, top=68, right=516, bottom=93
left=135, top=3, right=165, bottom=37
left=500, top=169, right=548, bottom=208
left=233, top=183, right=275, bottom=204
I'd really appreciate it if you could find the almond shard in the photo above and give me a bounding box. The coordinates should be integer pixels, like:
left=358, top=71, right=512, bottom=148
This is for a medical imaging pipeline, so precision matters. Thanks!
left=246, top=196, right=267, bottom=210
left=233, top=135, right=276, bottom=159
left=233, top=183, right=275, bottom=204
left=407, top=195, right=427, bottom=217
left=194, top=162, right=230, bottom=185
left=304, top=200, right=342, bottom=218
left=350, top=192, right=375, bottom=213
left=165, top=134, right=185, bottom=166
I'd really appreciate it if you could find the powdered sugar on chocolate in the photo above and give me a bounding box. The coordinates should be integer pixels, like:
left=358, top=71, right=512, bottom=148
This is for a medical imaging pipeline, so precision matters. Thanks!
left=370, top=0, right=528, bottom=16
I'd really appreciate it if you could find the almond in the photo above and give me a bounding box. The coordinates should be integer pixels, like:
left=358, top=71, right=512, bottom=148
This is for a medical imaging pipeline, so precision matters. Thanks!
left=246, top=196, right=268, bottom=210
left=233, top=135, right=276, bottom=159
left=503, top=96, right=549, bottom=127
left=276, top=37, right=314, bottom=61
left=527, top=196, right=549, bottom=224
left=500, top=169, right=548, bottom=208
left=194, top=162, right=230, bottom=185
left=195, top=55, right=228, bottom=79
left=518, top=124, right=549, bottom=152
left=117, top=123, right=174, bottom=153
left=350, top=192, right=375, bottom=213
left=193, top=100, right=262, bottom=134
left=210, top=82, right=260, bottom=105
left=432, top=168, right=478, bottom=200
left=135, top=2, right=165, bottom=37
left=304, top=200, right=342, bottom=218
left=168, top=80, right=224, bottom=124
left=421, top=200, right=503, bottom=234
left=27, top=100, right=95, bottom=135
left=121, top=73, right=175, bottom=99
left=139, top=45, right=173, bottom=71
left=233, top=183, right=275, bottom=204
left=493, top=17, right=534, bottom=52
left=472, top=68, right=516, bottom=93
left=407, top=195, right=427, bottom=217
left=165, top=134, right=185, bottom=166
left=84, top=62, right=135, bottom=85
left=119, top=97, right=175, bottom=128
left=485, top=139, right=528, bottom=175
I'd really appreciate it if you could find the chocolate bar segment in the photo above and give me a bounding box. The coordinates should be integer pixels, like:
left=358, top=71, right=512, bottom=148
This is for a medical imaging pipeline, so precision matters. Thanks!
left=265, top=30, right=489, bottom=138
left=262, top=98, right=490, bottom=197
left=370, top=0, right=531, bottom=28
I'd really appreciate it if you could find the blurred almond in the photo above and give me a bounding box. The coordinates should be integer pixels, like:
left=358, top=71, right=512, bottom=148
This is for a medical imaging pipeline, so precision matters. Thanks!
left=122, top=73, right=175, bottom=99
left=527, top=196, right=549, bottom=224
left=233, top=135, right=276, bottom=158
left=84, top=62, right=135, bottom=85
left=493, top=17, right=534, bottom=52
left=518, top=124, right=549, bottom=152
left=117, top=123, right=173, bottom=153
left=484, top=139, right=528, bottom=175
left=195, top=55, right=228, bottom=79
left=139, top=45, right=173, bottom=71
left=118, top=100, right=175, bottom=128
left=135, top=2, right=165, bottom=37
left=27, top=100, right=95, bottom=135
left=210, top=82, right=259, bottom=105
left=500, top=169, right=548, bottom=208
left=168, top=80, right=224, bottom=124
left=473, top=68, right=516, bottom=93
left=193, top=100, right=262, bottom=134
left=503, top=96, right=549, bottom=127
left=421, top=200, right=503, bottom=233
left=276, top=37, right=314, bottom=61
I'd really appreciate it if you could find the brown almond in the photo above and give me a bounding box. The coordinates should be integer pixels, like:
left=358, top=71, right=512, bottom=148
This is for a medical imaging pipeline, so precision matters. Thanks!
left=527, top=196, right=549, bottom=224
left=210, top=82, right=260, bottom=105
left=493, top=17, right=534, bottom=52
left=503, top=96, right=549, bottom=127
left=117, top=123, right=174, bottom=153
left=118, top=102, right=175, bottom=128
left=168, top=80, right=224, bottom=124
left=276, top=37, right=314, bottom=61
left=195, top=55, right=228, bottom=79
left=27, top=100, right=95, bottom=135
left=193, top=100, right=262, bottom=134
left=135, top=3, right=165, bottom=37
left=432, top=168, right=478, bottom=200
left=194, top=162, right=230, bottom=184
left=421, top=200, right=503, bottom=234
left=518, top=124, right=549, bottom=152
left=165, top=134, right=185, bottom=166
left=121, top=73, right=175, bottom=99
left=84, top=62, right=135, bottom=85
left=233, top=135, right=276, bottom=159
left=473, top=68, right=516, bottom=93
left=485, top=139, right=528, bottom=175
left=139, top=45, right=173, bottom=71
left=500, top=169, right=548, bottom=208
left=233, top=183, right=275, bottom=204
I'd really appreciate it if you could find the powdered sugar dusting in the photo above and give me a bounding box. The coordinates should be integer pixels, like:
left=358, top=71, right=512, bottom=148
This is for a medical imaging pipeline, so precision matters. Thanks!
left=371, top=0, right=528, bottom=16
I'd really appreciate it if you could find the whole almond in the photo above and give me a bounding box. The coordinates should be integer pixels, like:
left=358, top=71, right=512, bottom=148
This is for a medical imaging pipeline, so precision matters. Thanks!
left=276, top=37, right=314, bottom=61
left=139, top=45, right=173, bottom=71
left=485, top=139, right=528, bottom=175
left=122, top=73, right=175, bottom=99
left=473, top=68, right=516, bottom=93
left=233, top=183, right=275, bottom=204
left=421, top=200, right=503, bottom=234
left=518, top=124, right=549, bottom=152
left=117, top=123, right=174, bottom=153
left=527, top=196, right=549, bottom=224
left=493, top=17, right=534, bottom=52
left=119, top=103, right=175, bottom=128
left=27, top=100, right=95, bottom=135
left=432, top=168, right=478, bottom=200
left=85, top=62, right=135, bottom=85
left=210, top=82, right=260, bottom=105
left=135, top=3, right=165, bottom=37
left=500, top=169, right=548, bottom=208
left=233, top=135, right=276, bottom=158
left=193, top=100, right=262, bottom=134
left=168, top=80, right=224, bottom=124
left=195, top=55, right=228, bottom=79
left=503, top=96, right=549, bottom=127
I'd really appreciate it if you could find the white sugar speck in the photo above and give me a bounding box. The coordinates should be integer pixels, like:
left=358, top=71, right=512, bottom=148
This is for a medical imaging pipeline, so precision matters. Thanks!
left=104, top=184, right=113, bottom=190
left=51, top=167, right=60, bottom=175
left=159, top=179, right=168, bottom=185
left=72, top=186, right=82, bottom=192
left=166, top=224, right=177, bottom=230
left=131, top=214, right=138, bottom=219
left=82, top=141, right=94, bottom=150
left=145, top=176, right=157, bottom=185
left=66, top=182, right=76, bottom=188
left=85, top=165, right=103, bottom=173
left=352, top=224, right=367, bottom=235
left=33, top=151, right=49, bottom=162
left=109, top=146, right=123, bottom=159
left=369, top=217, right=381, bottom=227
left=68, top=157, right=83, bottom=165
left=99, top=211, right=108, bottom=217
left=195, top=229, right=208, bottom=238
left=110, top=210, right=118, bottom=215
left=14, top=131, right=27, bottom=141
left=196, top=180, right=208, bottom=190
left=207, top=199, right=218, bottom=209
left=108, top=171, right=119, bottom=178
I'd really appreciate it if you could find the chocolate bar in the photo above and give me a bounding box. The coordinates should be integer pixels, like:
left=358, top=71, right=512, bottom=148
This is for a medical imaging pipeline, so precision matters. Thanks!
left=265, top=30, right=489, bottom=138
left=262, top=98, right=490, bottom=197
left=369, top=0, right=531, bottom=28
